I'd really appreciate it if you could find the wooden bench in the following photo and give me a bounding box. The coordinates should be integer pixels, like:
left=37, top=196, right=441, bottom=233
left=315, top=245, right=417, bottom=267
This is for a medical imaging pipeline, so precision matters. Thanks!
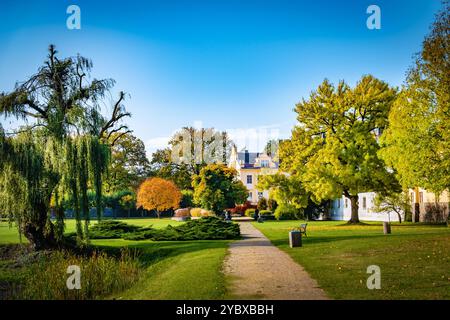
left=299, top=223, right=308, bottom=237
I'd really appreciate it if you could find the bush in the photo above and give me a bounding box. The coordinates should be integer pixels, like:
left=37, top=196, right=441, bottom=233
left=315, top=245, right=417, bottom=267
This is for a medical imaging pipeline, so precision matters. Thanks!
left=259, top=210, right=272, bottom=216
left=124, top=217, right=240, bottom=241
left=190, top=208, right=214, bottom=217
left=257, top=197, right=268, bottom=210
left=245, top=208, right=256, bottom=218
left=274, top=203, right=302, bottom=220
left=232, top=201, right=256, bottom=215
left=174, top=208, right=191, bottom=217
left=190, top=208, right=202, bottom=217
left=88, top=220, right=142, bottom=239
left=20, top=249, right=141, bottom=299
left=180, top=190, right=195, bottom=208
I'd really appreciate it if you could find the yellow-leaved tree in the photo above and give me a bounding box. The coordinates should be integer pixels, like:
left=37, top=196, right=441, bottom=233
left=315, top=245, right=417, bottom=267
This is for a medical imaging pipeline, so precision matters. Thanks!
left=136, top=178, right=182, bottom=218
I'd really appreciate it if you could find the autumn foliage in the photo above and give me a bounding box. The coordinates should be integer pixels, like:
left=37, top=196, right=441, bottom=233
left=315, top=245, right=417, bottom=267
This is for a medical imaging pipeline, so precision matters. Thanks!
left=136, top=178, right=182, bottom=217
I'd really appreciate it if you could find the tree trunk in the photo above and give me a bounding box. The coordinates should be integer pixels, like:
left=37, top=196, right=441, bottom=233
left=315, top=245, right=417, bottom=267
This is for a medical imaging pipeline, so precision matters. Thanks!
left=348, top=194, right=360, bottom=223
left=395, top=211, right=402, bottom=223
left=22, top=201, right=57, bottom=250
left=23, top=223, right=56, bottom=250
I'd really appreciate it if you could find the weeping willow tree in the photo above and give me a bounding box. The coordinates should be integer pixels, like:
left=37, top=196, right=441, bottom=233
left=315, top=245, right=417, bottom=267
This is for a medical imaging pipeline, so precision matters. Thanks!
left=0, top=45, right=131, bottom=249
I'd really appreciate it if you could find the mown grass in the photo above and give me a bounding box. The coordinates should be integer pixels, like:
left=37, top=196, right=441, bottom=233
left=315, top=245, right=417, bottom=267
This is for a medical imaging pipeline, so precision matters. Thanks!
left=0, top=218, right=229, bottom=300
left=0, top=218, right=182, bottom=244
left=93, top=239, right=230, bottom=299
left=252, top=220, right=450, bottom=299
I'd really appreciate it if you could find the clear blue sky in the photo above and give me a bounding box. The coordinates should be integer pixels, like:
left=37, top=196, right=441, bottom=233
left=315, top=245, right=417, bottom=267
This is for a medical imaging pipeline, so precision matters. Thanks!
left=0, top=0, right=442, bottom=156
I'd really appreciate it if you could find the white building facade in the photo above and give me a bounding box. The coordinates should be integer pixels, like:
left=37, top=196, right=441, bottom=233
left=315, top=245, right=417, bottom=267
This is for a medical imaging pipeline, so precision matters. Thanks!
left=329, top=192, right=404, bottom=222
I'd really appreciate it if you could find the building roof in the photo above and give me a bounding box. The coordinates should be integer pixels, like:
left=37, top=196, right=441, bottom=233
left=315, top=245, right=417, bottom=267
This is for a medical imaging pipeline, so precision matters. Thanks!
left=237, top=151, right=260, bottom=165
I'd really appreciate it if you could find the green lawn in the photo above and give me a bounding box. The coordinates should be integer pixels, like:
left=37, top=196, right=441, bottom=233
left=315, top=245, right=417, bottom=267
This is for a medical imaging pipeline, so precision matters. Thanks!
left=3, top=218, right=449, bottom=300
left=252, top=220, right=450, bottom=299
left=0, top=218, right=183, bottom=244
left=93, top=239, right=230, bottom=299
left=0, top=218, right=228, bottom=300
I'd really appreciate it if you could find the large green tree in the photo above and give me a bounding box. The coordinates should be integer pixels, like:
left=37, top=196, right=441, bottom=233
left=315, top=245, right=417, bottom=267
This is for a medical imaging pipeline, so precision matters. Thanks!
left=150, top=127, right=235, bottom=190
left=280, top=75, right=399, bottom=223
left=170, top=127, right=234, bottom=175
left=0, top=45, right=130, bottom=249
left=192, top=164, right=247, bottom=214
left=257, top=174, right=308, bottom=210
left=380, top=2, right=450, bottom=194
left=149, top=147, right=193, bottom=190
left=105, top=132, right=150, bottom=193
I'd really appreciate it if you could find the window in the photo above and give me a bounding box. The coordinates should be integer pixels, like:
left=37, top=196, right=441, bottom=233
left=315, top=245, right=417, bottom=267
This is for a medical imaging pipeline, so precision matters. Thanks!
left=362, top=197, right=367, bottom=210
left=261, top=160, right=269, bottom=168
left=337, top=199, right=340, bottom=208
left=258, top=192, right=263, bottom=199
left=345, top=198, right=348, bottom=208
left=246, top=175, right=252, bottom=184
left=248, top=192, right=252, bottom=200
left=419, top=192, right=424, bottom=203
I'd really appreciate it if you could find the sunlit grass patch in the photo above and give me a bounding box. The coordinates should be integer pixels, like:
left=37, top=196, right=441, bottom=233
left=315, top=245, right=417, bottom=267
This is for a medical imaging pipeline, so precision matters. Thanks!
left=253, top=220, right=450, bottom=299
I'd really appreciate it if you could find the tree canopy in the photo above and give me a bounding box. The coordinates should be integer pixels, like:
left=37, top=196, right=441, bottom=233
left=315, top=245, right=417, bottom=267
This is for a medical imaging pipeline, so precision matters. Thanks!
left=280, top=75, right=400, bottom=223
left=170, top=127, right=234, bottom=173
left=380, top=2, right=450, bottom=194
left=257, top=174, right=308, bottom=210
left=150, top=127, right=235, bottom=190
left=105, top=132, right=150, bottom=193
left=136, top=177, right=181, bottom=218
left=0, top=45, right=130, bottom=248
left=149, top=147, right=193, bottom=190
left=264, top=139, right=280, bottom=160
left=192, top=164, right=248, bottom=214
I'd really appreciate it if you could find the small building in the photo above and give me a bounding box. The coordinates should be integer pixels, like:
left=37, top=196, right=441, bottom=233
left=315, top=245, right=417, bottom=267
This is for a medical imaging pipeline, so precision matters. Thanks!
left=329, top=192, right=404, bottom=222
left=410, top=188, right=449, bottom=222
left=330, top=189, right=449, bottom=223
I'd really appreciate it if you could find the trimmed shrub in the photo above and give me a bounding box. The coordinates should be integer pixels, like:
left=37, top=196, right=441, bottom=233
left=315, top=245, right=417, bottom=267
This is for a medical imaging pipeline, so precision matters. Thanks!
left=274, top=203, right=302, bottom=220
left=258, top=210, right=275, bottom=220
left=190, top=208, right=202, bottom=217
left=202, top=209, right=214, bottom=217
left=89, top=220, right=142, bottom=239
left=259, top=210, right=272, bottom=216
left=232, top=201, right=256, bottom=215
left=245, top=208, right=256, bottom=218
left=190, top=208, right=214, bottom=217
left=123, top=217, right=240, bottom=241
left=174, top=208, right=190, bottom=217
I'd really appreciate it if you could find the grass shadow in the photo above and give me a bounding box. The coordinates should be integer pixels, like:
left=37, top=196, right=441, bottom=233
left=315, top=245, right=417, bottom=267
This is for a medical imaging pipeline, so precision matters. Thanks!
left=96, top=240, right=231, bottom=267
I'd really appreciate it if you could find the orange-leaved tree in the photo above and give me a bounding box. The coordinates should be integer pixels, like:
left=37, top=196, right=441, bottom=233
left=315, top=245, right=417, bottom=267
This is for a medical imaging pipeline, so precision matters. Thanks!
left=136, top=178, right=182, bottom=218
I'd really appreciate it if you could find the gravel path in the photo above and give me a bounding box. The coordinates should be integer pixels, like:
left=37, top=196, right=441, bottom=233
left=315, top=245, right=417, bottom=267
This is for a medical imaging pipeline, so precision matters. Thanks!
left=223, top=222, right=329, bottom=300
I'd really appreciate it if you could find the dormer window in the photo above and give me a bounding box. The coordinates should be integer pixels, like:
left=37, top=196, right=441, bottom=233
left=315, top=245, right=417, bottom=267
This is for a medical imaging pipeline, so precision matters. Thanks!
left=261, top=160, right=270, bottom=168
